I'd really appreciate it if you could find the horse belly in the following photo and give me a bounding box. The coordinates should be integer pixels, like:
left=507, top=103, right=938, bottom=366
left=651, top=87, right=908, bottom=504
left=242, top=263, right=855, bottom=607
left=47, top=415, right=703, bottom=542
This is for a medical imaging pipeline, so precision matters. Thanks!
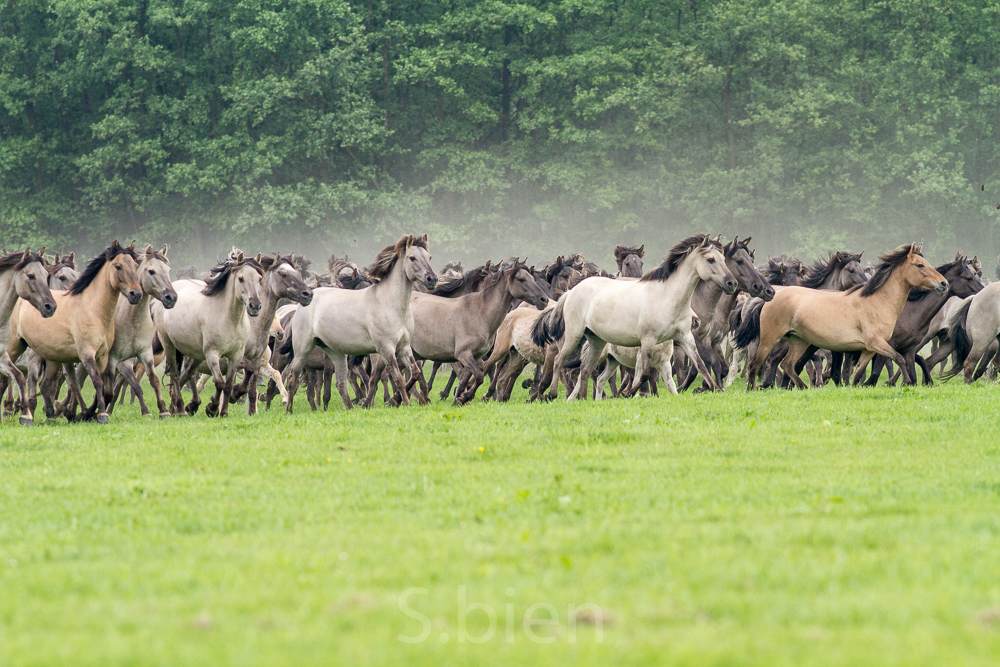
left=583, top=298, right=642, bottom=347
left=787, top=318, right=865, bottom=352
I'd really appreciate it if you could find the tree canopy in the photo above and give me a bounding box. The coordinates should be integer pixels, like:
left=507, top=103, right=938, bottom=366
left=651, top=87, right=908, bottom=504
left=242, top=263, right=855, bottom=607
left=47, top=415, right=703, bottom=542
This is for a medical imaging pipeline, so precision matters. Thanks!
left=2, top=0, right=999, bottom=265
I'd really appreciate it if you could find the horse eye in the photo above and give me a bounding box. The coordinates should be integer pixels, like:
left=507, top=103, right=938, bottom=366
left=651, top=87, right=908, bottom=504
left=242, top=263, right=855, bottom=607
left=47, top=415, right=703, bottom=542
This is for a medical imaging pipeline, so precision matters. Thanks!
left=239, top=277, right=245, bottom=283
left=148, top=270, right=156, bottom=275
left=707, top=258, right=716, bottom=264
left=410, top=257, right=416, bottom=262
left=27, top=274, right=35, bottom=280
left=737, top=259, right=744, bottom=265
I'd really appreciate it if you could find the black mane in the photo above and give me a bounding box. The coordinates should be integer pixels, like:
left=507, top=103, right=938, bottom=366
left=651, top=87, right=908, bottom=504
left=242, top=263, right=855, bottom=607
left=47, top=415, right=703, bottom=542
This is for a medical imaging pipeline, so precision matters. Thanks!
left=431, top=264, right=490, bottom=296
left=848, top=246, right=916, bottom=298
left=640, top=235, right=709, bottom=282
left=68, top=244, right=136, bottom=296
left=201, top=257, right=259, bottom=296
left=799, top=251, right=863, bottom=289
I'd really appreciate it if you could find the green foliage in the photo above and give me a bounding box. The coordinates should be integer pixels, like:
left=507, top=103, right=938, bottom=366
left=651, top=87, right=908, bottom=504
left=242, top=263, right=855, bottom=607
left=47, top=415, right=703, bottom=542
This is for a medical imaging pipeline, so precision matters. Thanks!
left=2, top=0, right=1000, bottom=263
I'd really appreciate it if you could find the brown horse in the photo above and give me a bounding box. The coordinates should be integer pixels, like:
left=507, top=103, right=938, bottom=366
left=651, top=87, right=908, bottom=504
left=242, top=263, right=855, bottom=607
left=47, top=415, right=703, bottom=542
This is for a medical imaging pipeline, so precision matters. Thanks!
left=735, top=244, right=948, bottom=389
left=8, top=241, right=142, bottom=423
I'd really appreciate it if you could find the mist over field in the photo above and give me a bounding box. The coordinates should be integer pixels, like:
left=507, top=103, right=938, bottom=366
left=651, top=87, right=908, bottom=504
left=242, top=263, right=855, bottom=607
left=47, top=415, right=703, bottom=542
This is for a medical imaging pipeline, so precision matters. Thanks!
left=2, top=0, right=1000, bottom=270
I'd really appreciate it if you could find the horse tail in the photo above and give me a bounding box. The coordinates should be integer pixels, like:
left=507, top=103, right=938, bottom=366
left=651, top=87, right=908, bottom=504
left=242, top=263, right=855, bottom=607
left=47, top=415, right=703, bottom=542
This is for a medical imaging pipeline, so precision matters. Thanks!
left=732, top=299, right=764, bottom=350
left=531, top=297, right=567, bottom=347
left=151, top=332, right=163, bottom=356
left=277, top=318, right=295, bottom=357
left=728, top=304, right=744, bottom=334
left=941, top=300, right=973, bottom=380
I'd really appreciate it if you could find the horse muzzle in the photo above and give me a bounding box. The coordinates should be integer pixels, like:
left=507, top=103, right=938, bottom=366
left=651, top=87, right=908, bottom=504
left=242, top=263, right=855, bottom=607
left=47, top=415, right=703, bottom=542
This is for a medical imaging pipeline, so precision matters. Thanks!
left=161, top=291, right=178, bottom=309
left=297, top=289, right=313, bottom=306
left=39, top=301, right=57, bottom=318
left=723, top=279, right=738, bottom=295
left=247, top=302, right=262, bottom=317
left=424, top=274, right=438, bottom=290
left=935, top=280, right=949, bottom=295
left=761, top=284, right=776, bottom=301
left=125, top=289, right=142, bottom=305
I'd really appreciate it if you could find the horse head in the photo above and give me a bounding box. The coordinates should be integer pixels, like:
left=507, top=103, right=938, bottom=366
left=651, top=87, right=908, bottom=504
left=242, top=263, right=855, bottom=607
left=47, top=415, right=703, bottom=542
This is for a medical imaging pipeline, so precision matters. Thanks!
left=109, top=241, right=142, bottom=305
left=693, top=236, right=737, bottom=294
left=506, top=259, right=549, bottom=310
left=896, top=244, right=948, bottom=294
left=723, top=236, right=773, bottom=301
left=230, top=255, right=263, bottom=316
left=269, top=253, right=313, bottom=306
left=942, top=255, right=984, bottom=299
left=400, top=234, right=437, bottom=291
left=139, top=244, right=177, bottom=308
left=836, top=251, right=867, bottom=290
left=614, top=244, right=645, bottom=278
left=11, top=248, right=57, bottom=317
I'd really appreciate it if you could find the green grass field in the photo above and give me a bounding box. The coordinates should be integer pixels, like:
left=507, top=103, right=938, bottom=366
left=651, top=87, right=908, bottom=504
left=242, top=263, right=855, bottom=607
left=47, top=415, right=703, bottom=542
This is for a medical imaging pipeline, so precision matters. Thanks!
left=2, top=379, right=1000, bottom=666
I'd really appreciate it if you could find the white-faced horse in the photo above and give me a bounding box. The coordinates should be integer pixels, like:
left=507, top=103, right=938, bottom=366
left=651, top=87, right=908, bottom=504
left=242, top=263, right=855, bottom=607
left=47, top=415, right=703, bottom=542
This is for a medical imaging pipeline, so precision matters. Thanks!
left=533, top=235, right=737, bottom=400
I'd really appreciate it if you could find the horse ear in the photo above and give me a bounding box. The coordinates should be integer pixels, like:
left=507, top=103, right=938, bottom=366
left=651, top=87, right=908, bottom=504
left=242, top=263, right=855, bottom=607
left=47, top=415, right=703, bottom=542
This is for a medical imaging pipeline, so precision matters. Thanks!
left=916, top=242, right=924, bottom=254
left=21, top=248, right=29, bottom=262
left=638, top=244, right=645, bottom=257
left=236, top=251, right=245, bottom=264
left=160, top=245, right=168, bottom=257
left=128, top=240, right=136, bottom=251
left=38, top=246, right=46, bottom=257
left=54, top=252, right=61, bottom=263
left=419, top=233, right=428, bottom=246
left=253, top=252, right=262, bottom=264
left=111, top=240, right=120, bottom=251
left=857, top=250, right=864, bottom=259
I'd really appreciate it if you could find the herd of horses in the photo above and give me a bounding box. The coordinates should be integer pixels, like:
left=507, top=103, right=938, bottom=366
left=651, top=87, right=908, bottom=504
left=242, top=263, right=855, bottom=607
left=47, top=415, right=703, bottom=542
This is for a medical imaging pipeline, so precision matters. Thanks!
left=0, top=233, right=996, bottom=425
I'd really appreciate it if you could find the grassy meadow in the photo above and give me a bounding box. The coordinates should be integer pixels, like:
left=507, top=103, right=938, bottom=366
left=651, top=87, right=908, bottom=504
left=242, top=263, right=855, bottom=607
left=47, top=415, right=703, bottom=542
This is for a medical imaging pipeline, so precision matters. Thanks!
left=2, top=379, right=1000, bottom=665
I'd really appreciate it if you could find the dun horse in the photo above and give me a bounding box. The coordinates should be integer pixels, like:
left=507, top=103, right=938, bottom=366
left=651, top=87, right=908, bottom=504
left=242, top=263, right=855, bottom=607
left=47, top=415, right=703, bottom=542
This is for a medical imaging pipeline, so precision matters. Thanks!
left=8, top=242, right=141, bottom=424
left=735, top=244, right=948, bottom=389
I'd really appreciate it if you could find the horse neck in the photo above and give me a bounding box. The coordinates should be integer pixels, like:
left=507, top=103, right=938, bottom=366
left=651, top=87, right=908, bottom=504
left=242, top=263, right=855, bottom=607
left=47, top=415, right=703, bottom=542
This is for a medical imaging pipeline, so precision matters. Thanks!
left=866, top=267, right=913, bottom=319
left=81, top=265, right=122, bottom=323
left=374, top=257, right=415, bottom=312
left=247, top=273, right=281, bottom=354
left=223, top=275, right=249, bottom=321
left=470, top=276, right=515, bottom=331
left=0, top=271, right=20, bottom=322
left=693, top=279, right=723, bottom=316
left=902, top=287, right=949, bottom=331
left=120, top=292, right=151, bottom=327
left=716, top=290, right=739, bottom=322
left=655, top=257, right=707, bottom=310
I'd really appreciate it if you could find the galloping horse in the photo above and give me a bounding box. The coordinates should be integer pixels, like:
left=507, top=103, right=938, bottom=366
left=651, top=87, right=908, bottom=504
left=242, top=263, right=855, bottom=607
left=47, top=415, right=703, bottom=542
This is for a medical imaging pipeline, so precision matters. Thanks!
left=152, top=253, right=263, bottom=417
left=282, top=234, right=437, bottom=410
left=9, top=242, right=141, bottom=424
left=408, top=260, right=549, bottom=404
left=735, top=244, right=948, bottom=389
left=105, top=245, right=177, bottom=417
left=0, top=250, right=58, bottom=424
left=534, top=235, right=737, bottom=399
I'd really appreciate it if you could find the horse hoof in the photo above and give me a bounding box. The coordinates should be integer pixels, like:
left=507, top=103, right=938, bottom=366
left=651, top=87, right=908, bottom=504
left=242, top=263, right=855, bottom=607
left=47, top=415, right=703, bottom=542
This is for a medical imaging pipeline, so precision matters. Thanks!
left=19, top=417, right=33, bottom=427
left=97, top=414, right=109, bottom=424
left=159, top=412, right=171, bottom=419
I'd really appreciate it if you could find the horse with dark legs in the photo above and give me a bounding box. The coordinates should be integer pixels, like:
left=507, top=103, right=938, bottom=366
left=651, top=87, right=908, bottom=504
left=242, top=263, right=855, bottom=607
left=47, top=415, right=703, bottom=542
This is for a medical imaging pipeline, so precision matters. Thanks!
left=735, top=244, right=947, bottom=389
left=152, top=252, right=263, bottom=417
left=0, top=250, right=58, bottom=424
left=104, top=245, right=177, bottom=417
left=281, top=235, right=437, bottom=411
left=8, top=242, right=139, bottom=424
left=404, top=261, right=549, bottom=405
left=850, top=256, right=983, bottom=386
left=535, top=235, right=736, bottom=400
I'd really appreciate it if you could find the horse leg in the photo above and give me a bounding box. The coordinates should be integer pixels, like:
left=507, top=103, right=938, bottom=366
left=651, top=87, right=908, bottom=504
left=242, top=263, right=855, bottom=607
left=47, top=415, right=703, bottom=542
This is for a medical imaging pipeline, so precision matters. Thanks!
left=76, top=353, right=109, bottom=423
left=380, top=345, right=411, bottom=407
left=850, top=352, right=877, bottom=385
left=916, top=354, right=933, bottom=385
left=499, top=354, right=528, bottom=402
left=658, top=343, right=678, bottom=395
left=218, top=356, right=239, bottom=417
left=568, top=335, right=606, bottom=401
left=202, top=353, right=226, bottom=418
left=282, top=352, right=310, bottom=415
left=39, top=360, right=63, bottom=421
left=161, top=342, right=185, bottom=415
left=322, top=360, right=334, bottom=410
left=595, top=357, right=619, bottom=400
left=0, top=351, right=33, bottom=425
left=115, top=360, right=149, bottom=416
left=136, top=351, right=169, bottom=418
left=363, top=356, right=387, bottom=408
left=438, top=368, right=458, bottom=401
left=862, top=355, right=886, bottom=387
left=777, top=340, right=809, bottom=390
